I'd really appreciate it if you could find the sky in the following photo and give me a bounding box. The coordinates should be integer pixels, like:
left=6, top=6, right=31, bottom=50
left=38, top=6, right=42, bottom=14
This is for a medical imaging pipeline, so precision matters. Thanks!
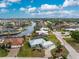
left=0, top=0, right=79, bottom=18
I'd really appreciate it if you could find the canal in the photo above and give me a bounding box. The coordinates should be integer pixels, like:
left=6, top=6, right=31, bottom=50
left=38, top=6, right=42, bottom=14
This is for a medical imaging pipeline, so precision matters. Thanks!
left=17, top=21, right=36, bottom=37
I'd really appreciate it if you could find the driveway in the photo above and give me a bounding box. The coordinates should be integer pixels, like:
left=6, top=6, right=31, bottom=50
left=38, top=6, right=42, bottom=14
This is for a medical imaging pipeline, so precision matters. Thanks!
left=53, top=32, right=79, bottom=59
left=7, top=48, right=20, bottom=57
left=44, top=49, right=52, bottom=58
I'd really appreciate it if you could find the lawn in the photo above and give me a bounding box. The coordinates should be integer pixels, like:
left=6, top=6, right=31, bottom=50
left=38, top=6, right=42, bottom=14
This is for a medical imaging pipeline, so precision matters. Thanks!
left=0, top=48, right=8, bottom=57
left=46, top=34, right=61, bottom=46
left=46, top=34, right=68, bottom=58
left=64, top=38, right=79, bottom=52
left=17, top=41, right=45, bottom=57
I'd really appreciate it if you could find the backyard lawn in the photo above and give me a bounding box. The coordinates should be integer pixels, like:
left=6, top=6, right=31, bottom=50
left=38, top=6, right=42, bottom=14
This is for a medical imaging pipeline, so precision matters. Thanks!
left=0, top=48, right=8, bottom=57
left=17, top=41, right=45, bottom=57
left=64, top=38, right=79, bottom=52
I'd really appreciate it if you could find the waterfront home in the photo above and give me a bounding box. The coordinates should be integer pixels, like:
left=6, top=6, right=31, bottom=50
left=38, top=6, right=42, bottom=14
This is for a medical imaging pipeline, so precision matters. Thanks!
left=36, top=30, right=48, bottom=35
left=36, top=27, right=49, bottom=35
left=29, top=38, right=56, bottom=49
left=4, top=37, right=24, bottom=48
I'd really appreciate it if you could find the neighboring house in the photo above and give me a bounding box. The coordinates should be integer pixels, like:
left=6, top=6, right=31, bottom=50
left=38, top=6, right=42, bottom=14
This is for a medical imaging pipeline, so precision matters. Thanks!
left=29, top=38, right=56, bottom=49
left=36, top=27, right=49, bottom=35
left=40, top=27, right=49, bottom=31
left=4, top=37, right=24, bottom=48
left=36, top=30, right=48, bottom=35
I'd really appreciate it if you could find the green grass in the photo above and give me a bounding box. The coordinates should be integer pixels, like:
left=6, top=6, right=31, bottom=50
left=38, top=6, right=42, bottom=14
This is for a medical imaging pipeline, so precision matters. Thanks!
left=47, top=34, right=61, bottom=46
left=0, top=48, right=8, bottom=57
left=17, top=41, right=45, bottom=57
left=64, top=38, right=79, bottom=52
left=47, top=34, right=68, bottom=58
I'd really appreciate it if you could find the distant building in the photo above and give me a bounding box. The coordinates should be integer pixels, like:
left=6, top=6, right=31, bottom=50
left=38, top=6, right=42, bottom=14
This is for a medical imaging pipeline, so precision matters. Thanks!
left=36, top=27, right=49, bottom=35
left=65, top=27, right=79, bottom=31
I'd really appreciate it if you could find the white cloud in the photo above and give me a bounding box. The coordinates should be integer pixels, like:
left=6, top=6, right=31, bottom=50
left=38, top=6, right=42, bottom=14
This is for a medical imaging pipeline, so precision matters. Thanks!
left=0, top=2, right=6, bottom=7
left=19, top=3, right=79, bottom=18
left=28, top=7, right=36, bottom=12
left=0, top=0, right=21, bottom=8
left=37, top=9, right=73, bottom=14
left=20, top=7, right=26, bottom=11
left=0, top=9, right=8, bottom=12
left=63, top=0, right=79, bottom=7
left=29, top=10, right=76, bottom=18
left=8, top=0, right=21, bottom=2
left=40, top=4, right=59, bottom=10
left=20, top=7, right=36, bottom=13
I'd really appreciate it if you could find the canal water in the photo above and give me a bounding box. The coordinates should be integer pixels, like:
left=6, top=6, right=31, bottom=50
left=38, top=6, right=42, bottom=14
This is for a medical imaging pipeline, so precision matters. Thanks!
left=0, top=21, right=36, bottom=37
left=17, top=21, right=36, bottom=37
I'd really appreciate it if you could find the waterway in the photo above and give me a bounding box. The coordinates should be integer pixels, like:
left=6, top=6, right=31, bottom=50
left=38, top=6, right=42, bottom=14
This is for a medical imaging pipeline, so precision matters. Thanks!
left=0, top=21, right=36, bottom=37
left=17, top=21, right=36, bottom=37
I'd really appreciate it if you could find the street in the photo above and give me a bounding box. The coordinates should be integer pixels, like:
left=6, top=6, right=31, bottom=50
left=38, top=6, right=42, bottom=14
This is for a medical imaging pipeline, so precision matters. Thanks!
left=53, top=32, right=79, bottom=59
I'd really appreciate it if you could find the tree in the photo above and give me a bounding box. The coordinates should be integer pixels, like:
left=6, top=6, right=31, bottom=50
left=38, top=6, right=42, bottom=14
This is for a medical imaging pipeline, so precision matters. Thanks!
left=1, top=44, right=6, bottom=49
left=22, top=35, right=26, bottom=41
left=6, top=42, right=11, bottom=48
left=70, top=31, right=79, bottom=42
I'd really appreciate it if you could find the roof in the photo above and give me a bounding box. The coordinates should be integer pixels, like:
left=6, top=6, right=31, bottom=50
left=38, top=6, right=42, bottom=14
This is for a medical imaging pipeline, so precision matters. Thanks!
left=29, top=38, right=46, bottom=46
left=36, top=30, right=48, bottom=34
left=65, top=28, right=79, bottom=31
left=40, top=27, right=49, bottom=31
left=29, top=38, right=56, bottom=49
left=5, top=37, right=24, bottom=45
left=42, top=41, right=54, bottom=47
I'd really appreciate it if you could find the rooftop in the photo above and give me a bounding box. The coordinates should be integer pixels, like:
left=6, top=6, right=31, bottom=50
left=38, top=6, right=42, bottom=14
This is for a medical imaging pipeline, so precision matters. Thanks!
left=4, top=37, right=24, bottom=45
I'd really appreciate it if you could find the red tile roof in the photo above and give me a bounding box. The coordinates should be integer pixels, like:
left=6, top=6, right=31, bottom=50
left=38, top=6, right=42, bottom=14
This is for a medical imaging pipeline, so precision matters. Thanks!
left=5, top=37, right=24, bottom=45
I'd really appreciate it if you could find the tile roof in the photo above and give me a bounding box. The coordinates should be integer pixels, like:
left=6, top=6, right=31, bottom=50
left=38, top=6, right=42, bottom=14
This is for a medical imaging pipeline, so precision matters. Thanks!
left=5, top=37, right=24, bottom=45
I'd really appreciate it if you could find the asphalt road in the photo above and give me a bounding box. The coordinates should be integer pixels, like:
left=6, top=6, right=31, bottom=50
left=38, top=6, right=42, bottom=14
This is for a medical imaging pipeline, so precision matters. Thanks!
left=53, top=32, right=79, bottom=59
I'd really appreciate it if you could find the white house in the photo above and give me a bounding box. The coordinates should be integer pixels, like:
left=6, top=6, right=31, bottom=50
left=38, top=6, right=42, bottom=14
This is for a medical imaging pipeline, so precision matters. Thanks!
left=36, top=27, right=49, bottom=35
left=29, top=38, right=46, bottom=48
left=29, top=38, right=56, bottom=49
left=36, top=30, right=48, bottom=35
left=42, top=41, right=55, bottom=49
